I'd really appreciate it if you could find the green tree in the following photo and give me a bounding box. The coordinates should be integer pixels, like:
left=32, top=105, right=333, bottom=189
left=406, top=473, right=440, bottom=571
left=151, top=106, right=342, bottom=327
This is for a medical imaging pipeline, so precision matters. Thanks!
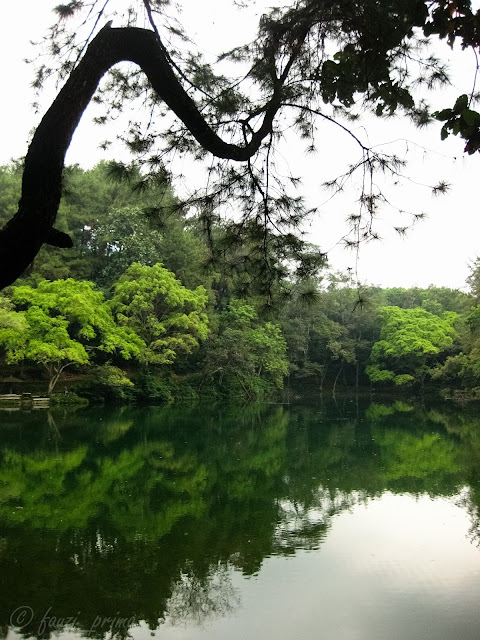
left=282, top=303, right=356, bottom=390
left=0, top=161, right=208, bottom=288
left=110, top=263, right=209, bottom=366
left=1, top=307, right=90, bottom=394
left=467, top=257, right=480, bottom=305
left=366, top=306, right=458, bottom=387
left=430, top=260, right=480, bottom=391
left=0, top=163, right=22, bottom=230
left=281, top=277, right=382, bottom=390
left=32, top=162, right=152, bottom=282
left=0, top=295, right=30, bottom=378
left=203, top=299, right=288, bottom=399
left=0, top=279, right=143, bottom=393
left=431, top=305, right=480, bottom=390
left=56, top=162, right=208, bottom=288
left=382, top=286, right=471, bottom=314
left=91, top=205, right=208, bottom=289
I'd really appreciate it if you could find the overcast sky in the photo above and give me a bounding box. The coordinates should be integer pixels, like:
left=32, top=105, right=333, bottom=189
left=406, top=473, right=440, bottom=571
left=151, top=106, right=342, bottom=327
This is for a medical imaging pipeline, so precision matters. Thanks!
left=1, top=0, right=480, bottom=290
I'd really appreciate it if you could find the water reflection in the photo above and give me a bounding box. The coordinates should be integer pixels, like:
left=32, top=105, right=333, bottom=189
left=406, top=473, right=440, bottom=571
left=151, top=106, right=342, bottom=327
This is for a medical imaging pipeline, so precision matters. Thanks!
left=0, top=398, right=480, bottom=638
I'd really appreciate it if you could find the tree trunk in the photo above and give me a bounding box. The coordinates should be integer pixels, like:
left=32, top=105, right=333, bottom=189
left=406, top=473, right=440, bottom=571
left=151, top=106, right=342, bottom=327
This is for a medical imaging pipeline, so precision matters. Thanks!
left=332, top=366, right=342, bottom=397
left=47, top=363, right=70, bottom=395
left=48, top=372, right=61, bottom=395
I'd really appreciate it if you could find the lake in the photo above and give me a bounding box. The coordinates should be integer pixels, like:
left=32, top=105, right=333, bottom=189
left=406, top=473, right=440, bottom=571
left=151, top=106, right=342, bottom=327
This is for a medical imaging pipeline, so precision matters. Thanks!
left=1, top=397, right=480, bottom=640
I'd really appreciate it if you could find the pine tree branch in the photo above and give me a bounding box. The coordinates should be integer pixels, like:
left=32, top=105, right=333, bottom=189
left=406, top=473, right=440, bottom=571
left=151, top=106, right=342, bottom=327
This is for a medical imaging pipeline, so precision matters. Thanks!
left=0, top=23, right=284, bottom=289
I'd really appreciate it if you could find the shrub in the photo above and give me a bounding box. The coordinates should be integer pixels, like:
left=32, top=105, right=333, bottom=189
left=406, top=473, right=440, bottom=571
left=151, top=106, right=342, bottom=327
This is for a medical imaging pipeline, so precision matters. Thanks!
left=74, top=364, right=134, bottom=404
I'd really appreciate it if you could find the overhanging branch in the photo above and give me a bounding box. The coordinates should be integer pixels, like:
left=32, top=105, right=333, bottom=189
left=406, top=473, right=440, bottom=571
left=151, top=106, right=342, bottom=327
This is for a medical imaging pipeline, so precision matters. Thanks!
left=0, top=24, right=281, bottom=289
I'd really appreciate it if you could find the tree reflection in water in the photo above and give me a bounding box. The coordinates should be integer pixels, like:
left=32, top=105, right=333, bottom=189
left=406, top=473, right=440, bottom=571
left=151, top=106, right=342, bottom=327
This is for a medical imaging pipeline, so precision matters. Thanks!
left=165, top=564, right=240, bottom=627
left=0, top=398, right=479, bottom=637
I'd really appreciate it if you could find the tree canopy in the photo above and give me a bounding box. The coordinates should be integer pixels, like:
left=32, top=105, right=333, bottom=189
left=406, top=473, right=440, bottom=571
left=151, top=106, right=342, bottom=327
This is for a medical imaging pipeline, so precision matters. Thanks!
left=366, top=305, right=458, bottom=387
left=0, top=191, right=478, bottom=399
left=0, top=278, right=144, bottom=392
left=1, top=0, right=480, bottom=289
left=110, top=262, right=210, bottom=365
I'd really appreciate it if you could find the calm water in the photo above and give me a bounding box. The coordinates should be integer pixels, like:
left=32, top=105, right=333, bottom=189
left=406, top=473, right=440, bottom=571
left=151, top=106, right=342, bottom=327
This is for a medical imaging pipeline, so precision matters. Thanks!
left=1, top=397, right=480, bottom=640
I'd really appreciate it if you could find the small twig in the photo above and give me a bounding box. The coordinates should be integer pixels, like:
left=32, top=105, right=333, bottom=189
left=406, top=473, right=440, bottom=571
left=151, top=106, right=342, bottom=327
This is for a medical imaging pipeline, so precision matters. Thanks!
left=282, top=102, right=370, bottom=151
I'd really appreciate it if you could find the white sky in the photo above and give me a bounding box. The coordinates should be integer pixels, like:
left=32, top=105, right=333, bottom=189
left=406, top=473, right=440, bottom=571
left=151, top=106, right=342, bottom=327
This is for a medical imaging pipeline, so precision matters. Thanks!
left=1, top=0, right=480, bottom=290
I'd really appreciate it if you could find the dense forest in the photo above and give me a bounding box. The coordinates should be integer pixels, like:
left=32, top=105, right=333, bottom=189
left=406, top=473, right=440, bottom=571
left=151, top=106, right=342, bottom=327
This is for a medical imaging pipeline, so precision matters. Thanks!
left=0, top=161, right=479, bottom=403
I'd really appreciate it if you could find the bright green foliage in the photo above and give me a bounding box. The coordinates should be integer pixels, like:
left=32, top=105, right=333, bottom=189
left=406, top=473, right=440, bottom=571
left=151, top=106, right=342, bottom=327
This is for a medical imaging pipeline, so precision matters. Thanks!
left=0, top=296, right=28, bottom=347
left=248, top=323, right=289, bottom=388
left=0, top=279, right=144, bottom=393
left=366, top=306, right=458, bottom=387
left=2, top=307, right=90, bottom=394
left=374, top=428, right=460, bottom=484
left=366, top=366, right=397, bottom=383
left=392, top=373, right=416, bottom=386
left=11, top=279, right=143, bottom=358
left=203, top=299, right=288, bottom=398
left=110, top=263, right=209, bottom=365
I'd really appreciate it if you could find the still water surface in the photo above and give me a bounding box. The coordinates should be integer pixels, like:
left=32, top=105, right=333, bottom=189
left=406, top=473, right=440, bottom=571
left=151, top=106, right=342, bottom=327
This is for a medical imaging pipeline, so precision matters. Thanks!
left=1, top=398, right=480, bottom=639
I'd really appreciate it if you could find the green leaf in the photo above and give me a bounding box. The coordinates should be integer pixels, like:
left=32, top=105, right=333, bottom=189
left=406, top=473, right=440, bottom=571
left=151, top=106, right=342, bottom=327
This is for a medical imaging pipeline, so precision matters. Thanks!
left=434, top=108, right=453, bottom=121
left=462, top=108, right=480, bottom=127
left=453, top=94, right=469, bottom=114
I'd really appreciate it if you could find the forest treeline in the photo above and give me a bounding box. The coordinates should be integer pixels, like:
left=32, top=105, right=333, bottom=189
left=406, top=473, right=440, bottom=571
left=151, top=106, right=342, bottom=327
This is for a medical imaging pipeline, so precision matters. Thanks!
left=1, top=161, right=479, bottom=403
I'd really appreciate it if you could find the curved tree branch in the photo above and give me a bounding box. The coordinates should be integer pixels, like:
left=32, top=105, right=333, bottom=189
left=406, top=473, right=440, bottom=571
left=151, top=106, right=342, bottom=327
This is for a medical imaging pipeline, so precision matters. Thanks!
left=0, top=23, right=283, bottom=289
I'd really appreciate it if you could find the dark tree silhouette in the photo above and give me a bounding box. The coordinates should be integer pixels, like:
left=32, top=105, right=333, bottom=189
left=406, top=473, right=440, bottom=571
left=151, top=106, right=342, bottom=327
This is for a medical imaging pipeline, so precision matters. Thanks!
left=1, top=0, right=480, bottom=289
left=0, top=24, right=280, bottom=288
